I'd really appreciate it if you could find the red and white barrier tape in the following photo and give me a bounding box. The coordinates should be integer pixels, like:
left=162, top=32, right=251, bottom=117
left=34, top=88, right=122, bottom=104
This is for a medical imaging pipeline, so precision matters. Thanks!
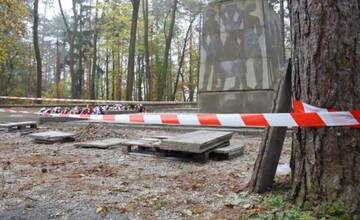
left=1, top=104, right=359, bottom=128
left=293, top=100, right=333, bottom=113
left=0, top=96, right=193, bottom=105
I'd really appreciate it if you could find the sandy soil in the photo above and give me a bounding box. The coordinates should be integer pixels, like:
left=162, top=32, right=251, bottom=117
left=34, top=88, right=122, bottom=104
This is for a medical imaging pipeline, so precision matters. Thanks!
left=0, top=122, right=291, bottom=220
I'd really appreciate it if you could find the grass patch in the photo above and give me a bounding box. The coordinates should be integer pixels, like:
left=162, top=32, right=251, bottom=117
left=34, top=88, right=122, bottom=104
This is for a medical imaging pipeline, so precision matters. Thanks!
left=247, top=194, right=314, bottom=220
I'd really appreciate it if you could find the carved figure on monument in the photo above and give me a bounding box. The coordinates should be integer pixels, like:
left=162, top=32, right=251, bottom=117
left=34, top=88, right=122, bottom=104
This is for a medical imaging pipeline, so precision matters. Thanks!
left=243, top=2, right=264, bottom=89
left=219, top=4, right=247, bottom=90
left=202, top=9, right=221, bottom=90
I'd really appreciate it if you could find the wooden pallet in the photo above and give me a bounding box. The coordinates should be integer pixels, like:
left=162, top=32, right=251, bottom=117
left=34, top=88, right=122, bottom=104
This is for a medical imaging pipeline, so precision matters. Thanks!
left=153, top=141, right=230, bottom=163
left=121, top=138, right=161, bottom=154
left=0, top=121, right=37, bottom=132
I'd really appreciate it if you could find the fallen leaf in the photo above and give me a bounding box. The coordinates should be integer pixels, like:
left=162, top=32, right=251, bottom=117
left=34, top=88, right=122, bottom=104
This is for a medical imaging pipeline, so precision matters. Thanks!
left=225, top=204, right=235, bottom=209
left=243, top=203, right=252, bottom=209
left=215, top=193, right=224, bottom=198
left=96, top=205, right=108, bottom=214
left=125, top=202, right=135, bottom=212
left=191, top=206, right=205, bottom=214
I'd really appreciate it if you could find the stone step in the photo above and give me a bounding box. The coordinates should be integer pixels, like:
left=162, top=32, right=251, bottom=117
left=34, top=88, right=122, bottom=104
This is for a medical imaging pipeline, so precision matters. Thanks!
left=210, top=144, right=244, bottom=160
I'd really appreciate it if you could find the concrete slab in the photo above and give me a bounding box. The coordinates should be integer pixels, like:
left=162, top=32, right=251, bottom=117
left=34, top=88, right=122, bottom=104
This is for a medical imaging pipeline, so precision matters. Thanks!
left=150, top=135, right=174, bottom=140
left=29, top=131, right=75, bottom=143
left=158, top=130, right=233, bottom=153
left=75, top=138, right=129, bottom=149
left=211, top=143, right=244, bottom=160
left=0, top=121, right=37, bottom=132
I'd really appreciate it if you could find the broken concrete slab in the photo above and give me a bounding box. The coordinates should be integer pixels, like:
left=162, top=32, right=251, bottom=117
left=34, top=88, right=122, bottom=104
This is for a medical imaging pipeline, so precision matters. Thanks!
left=0, top=121, right=37, bottom=132
left=158, top=130, right=233, bottom=153
left=210, top=143, right=244, bottom=160
left=75, top=138, right=129, bottom=149
left=29, top=131, right=75, bottom=144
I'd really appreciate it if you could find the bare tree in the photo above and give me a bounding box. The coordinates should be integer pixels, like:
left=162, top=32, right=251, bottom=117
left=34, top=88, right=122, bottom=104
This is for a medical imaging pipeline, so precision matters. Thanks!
left=158, top=0, right=178, bottom=100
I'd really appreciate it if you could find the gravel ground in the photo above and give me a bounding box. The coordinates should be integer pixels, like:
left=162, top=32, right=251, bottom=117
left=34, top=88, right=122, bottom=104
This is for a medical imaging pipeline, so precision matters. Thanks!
left=0, top=122, right=292, bottom=219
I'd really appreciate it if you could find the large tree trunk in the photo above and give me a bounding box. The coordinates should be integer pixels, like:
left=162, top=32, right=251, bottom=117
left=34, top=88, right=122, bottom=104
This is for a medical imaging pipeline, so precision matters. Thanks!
left=290, top=0, right=360, bottom=216
left=158, top=0, right=178, bottom=100
left=126, top=0, right=141, bottom=101
left=33, top=0, right=42, bottom=103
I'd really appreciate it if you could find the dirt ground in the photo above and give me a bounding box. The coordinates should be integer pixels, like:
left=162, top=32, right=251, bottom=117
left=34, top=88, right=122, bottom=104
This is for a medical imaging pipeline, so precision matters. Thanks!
left=0, top=122, right=292, bottom=220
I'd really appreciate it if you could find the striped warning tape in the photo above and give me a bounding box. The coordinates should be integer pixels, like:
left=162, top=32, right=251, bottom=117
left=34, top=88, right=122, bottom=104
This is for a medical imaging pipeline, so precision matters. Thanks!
left=0, top=96, right=194, bottom=105
left=0, top=103, right=359, bottom=128
left=293, top=100, right=333, bottom=113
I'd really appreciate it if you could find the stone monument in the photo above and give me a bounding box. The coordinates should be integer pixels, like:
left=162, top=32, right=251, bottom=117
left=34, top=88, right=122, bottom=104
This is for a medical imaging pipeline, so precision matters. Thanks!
left=198, top=0, right=284, bottom=113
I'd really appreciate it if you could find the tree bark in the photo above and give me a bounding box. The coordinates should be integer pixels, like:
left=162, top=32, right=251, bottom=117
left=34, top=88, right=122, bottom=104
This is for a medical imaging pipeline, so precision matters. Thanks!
left=33, top=0, right=42, bottom=103
left=290, top=0, right=360, bottom=216
left=126, top=0, right=141, bottom=101
left=280, top=0, right=285, bottom=64
left=158, top=0, right=178, bottom=100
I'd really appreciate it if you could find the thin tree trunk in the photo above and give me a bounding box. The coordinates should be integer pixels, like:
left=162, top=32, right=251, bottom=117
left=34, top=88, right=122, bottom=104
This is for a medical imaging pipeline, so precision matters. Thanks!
left=105, top=49, right=109, bottom=100
left=196, top=12, right=202, bottom=102
left=142, top=0, right=152, bottom=101
left=55, top=40, right=61, bottom=98
left=149, top=24, right=156, bottom=100
left=58, top=0, right=77, bottom=98
left=290, top=0, right=360, bottom=216
left=27, top=45, right=33, bottom=98
left=90, top=0, right=99, bottom=99
left=85, top=43, right=91, bottom=99
left=172, top=17, right=195, bottom=100
left=33, top=0, right=42, bottom=103
left=126, top=0, right=141, bottom=101
left=112, top=47, right=115, bottom=100
left=189, top=22, right=194, bottom=102
left=137, top=55, right=143, bottom=101
left=158, top=0, right=178, bottom=100
left=115, top=42, right=122, bottom=100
